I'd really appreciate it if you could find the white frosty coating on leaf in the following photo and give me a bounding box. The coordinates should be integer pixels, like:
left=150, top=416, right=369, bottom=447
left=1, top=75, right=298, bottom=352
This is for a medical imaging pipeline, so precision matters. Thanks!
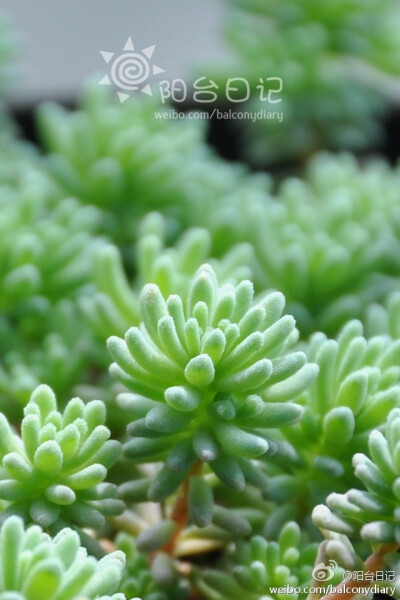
left=0, top=385, right=123, bottom=530
left=0, top=516, right=125, bottom=599
left=109, top=264, right=320, bottom=509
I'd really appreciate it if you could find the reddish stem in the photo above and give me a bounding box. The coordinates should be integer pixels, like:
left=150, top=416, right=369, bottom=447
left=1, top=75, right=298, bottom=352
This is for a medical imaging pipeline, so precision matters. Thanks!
left=161, top=461, right=203, bottom=556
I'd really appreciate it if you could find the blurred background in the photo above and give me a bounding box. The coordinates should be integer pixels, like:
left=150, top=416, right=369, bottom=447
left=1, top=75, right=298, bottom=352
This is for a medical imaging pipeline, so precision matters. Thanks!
left=2, top=0, right=227, bottom=107
left=1, top=0, right=400, bottom=167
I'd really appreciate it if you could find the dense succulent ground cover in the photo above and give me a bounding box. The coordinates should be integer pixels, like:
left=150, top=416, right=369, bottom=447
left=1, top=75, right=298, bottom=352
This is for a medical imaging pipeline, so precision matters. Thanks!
left=2, top=3, right=400, bottom=600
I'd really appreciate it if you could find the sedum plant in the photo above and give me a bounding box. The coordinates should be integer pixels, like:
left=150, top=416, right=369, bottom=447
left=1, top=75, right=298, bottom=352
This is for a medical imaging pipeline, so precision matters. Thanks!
left=5, top=7, right=400, bottom=599
left=0, top=152, right=101, bottom=328
left=0, top=304, right=95, bottom=417
left=0, top=154, right=106, bottom=414
left=207, top=0, right=400, bottom=166
left=108, top=263, right=318, bottom=546
left=311, top=410, right=400, bottom=600
left=0, top=385, right=124, bottom=533
left=365, top=291, right=400, bottom=339
left=36, top=86, right=270, bottom=248
left=0, top=191, right=102, bottom=319
left=0, top=515, right=125, bottom=600
left=77, top=213, right=254, bottom=435
left=81, top=212, right=253, bottom=342
left=249, top=153, right=400, bottom=335
left=259, top=319, right=400, bottom=531
left=313, top=407, right=400, bottom=545
left=197, top=521, right=337, bottom=600
left=116, top=533, right=189, bottom=600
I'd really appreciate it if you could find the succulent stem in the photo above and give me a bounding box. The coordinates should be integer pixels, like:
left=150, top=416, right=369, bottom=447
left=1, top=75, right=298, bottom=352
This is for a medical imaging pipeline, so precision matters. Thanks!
left=163, top=460, right=203, bottom=556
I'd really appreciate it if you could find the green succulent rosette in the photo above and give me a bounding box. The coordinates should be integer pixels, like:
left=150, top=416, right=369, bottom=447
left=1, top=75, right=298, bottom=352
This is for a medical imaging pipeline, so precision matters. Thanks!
left=313, top=407, right=400, bottom=545
left=0, top=385, right=124, bottom=531
left=250, top=154, right=400, bottom=335
left=259, top=319, right=400, bottom=532
left=81, top=212, right=253, bottom=342
left=108, top=264, right=318, bottom=522
left=36, top=86, right=269, bottom=249
left=197, top=522, right=338, bottom=600
left=0, top=516, right=125, bottom=600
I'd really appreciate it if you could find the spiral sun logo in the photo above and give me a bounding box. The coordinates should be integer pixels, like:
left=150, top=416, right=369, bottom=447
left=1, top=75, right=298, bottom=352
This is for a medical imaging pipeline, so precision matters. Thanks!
left=99, top=36, right=164, bottom=103
left=312, top=560, right=338, bottom=582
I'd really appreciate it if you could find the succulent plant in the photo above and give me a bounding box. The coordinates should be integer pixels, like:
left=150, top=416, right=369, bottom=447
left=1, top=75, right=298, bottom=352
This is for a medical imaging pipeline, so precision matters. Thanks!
left=0, top=515, right=125, bottom=600
left=260, top=319, right=400, bottom=531
left=36, top=86, right=269, bottom=248
left=0, top=192, right=102, bottom=320
left=116, top=532, right=190, bottom=600
left=313, top=407, right=400, bottom=545
left=365, top=291, right=400, bottom=339
left=0, top=385, right=124, bottom=531
left=0, top=167, right=103, bottom=361
left=3, top=4, right=400, bottom=595
left=249, top=153, right=400, bottom=335
left=0, top=160, right=106, bottom=414
left=197, top=522, right=334, bottom=600
left=0, top=331, right=90, bottom=419
left=207, top=0, right=400, bottom=166
left=81, top=212, right=254, bottom=342
left=109, top=264, right=318, bottom=516
left=0, top=297, right=103, bottom=419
